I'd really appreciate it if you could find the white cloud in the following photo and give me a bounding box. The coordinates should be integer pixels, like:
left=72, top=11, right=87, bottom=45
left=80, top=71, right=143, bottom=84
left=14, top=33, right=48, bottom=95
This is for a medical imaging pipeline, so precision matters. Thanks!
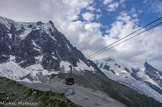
left=156, top=1, right=162, bottom=14
left=96, top=9, right=101, bottom=13
left=100, top=12, right=162, bottom=70
left=60, top=20, right=106, bottom=52
left=117, top=12, right=131, bottom=22
left=104, top=0, right=126, bottom=12
left=120, top=0, right=126, bottom=4
left=130, top=8, right=136, bottom=13
left=132, top=14, right=138, bottom=17
left=82, top=12, right=95, bottom=21
left=103, top=0, right=113, bottom=5
left=151, top=0, right=162, bottom=15
left=87, top=6, right=95, bottom=12
left=0, top=0, right=92, bottom=22
left=107, top=2, right=119, bottom=12
left=129, top=8, right=138, bottom=18
left=96, top=14, right=101, bottom=19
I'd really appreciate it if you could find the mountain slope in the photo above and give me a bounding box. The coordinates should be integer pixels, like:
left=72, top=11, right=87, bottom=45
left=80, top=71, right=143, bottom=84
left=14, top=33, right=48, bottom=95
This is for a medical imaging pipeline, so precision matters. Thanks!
left=57, top=72, right=162, bottom=106
left=0, top=16, right=97, bottom=82
left=0, top=76, right=79, bottom=107
left=95, top=57, right=162, bottom=103
left=0, top=16, right=162, bottom=107
left=19, top=76, right=125, bottom=107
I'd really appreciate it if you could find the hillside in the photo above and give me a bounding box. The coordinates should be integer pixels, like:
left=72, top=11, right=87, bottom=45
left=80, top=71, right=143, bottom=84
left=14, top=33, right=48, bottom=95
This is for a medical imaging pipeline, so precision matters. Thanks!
left=52, top=71, right=162, bottom=107
left=0, top=76, right=80, bottom=107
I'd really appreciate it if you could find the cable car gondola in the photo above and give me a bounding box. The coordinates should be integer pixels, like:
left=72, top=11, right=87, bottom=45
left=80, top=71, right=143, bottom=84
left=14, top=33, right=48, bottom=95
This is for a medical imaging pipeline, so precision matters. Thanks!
left=65, top=78, right=74, bottom=85
left=65, top=65, right=74, bottom=85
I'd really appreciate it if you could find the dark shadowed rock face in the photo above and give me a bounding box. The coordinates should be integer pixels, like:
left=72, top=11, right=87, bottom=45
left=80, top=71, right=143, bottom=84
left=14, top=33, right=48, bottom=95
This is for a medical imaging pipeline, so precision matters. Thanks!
left=144, top=62, right=162, bottom=87
left=0, top=16, right=94, bottom=71
left=0, top=23, right=11, bottom=63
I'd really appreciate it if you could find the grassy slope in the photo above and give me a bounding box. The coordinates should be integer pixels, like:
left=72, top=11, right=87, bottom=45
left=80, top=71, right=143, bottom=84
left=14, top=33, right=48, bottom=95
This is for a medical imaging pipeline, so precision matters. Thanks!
left=0, top=76, right=80, bottom=107
left=55, top=71, right=162, bottom=107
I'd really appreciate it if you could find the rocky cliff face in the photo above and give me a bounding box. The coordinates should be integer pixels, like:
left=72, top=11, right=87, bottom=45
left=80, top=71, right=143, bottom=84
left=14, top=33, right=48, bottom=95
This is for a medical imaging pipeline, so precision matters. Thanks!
left=0, top=17, right=92, bottom=70
left=144, top=62, right=162, bottom=87
left=0, top=16, right=100, bottom=81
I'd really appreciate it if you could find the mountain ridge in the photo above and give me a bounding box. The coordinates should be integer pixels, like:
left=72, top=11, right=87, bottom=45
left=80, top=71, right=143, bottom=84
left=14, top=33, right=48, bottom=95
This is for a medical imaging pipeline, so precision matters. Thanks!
left=95, top=56, right=162, bottom=103
left=0, top=16, right=162, bottom=106
left=0, top=16, right=102, bottom=82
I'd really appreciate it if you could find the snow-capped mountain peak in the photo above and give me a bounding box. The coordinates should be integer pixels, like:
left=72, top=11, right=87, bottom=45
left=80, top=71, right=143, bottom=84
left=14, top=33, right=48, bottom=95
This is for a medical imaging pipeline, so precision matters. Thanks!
left=95, top=57, right=162, bottom=103
left=0, top=16, right=97, bottom=82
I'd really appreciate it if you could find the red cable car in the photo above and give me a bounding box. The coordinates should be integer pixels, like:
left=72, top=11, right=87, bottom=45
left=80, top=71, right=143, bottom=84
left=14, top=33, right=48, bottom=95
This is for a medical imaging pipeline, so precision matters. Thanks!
left=65, top=78, right=74, bottom=85
left=65, top=65, right=74, bottom=85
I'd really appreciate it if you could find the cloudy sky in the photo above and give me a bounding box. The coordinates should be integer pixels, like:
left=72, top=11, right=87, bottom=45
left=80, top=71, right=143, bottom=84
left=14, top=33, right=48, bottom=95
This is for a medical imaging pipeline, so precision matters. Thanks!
left=0, top=0, right=162, bottom=70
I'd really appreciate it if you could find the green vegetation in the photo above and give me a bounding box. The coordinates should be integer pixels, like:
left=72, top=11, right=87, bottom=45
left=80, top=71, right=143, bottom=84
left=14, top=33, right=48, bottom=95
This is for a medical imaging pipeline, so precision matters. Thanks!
left=0, top=77, right=80, bottom=107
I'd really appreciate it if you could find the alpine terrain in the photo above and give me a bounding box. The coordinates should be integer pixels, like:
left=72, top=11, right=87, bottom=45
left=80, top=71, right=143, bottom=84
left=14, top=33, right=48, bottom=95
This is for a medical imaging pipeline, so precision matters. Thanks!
left=0, top=16, right=162, bottom=107
left=95, top=57, right=162, bottom=103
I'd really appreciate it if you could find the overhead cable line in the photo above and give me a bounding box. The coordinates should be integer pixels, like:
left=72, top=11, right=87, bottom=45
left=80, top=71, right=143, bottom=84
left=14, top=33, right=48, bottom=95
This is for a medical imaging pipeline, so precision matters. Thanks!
left=87, top=19, right=162, bottom=59
left=86, top=17, right=162, bottom=59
